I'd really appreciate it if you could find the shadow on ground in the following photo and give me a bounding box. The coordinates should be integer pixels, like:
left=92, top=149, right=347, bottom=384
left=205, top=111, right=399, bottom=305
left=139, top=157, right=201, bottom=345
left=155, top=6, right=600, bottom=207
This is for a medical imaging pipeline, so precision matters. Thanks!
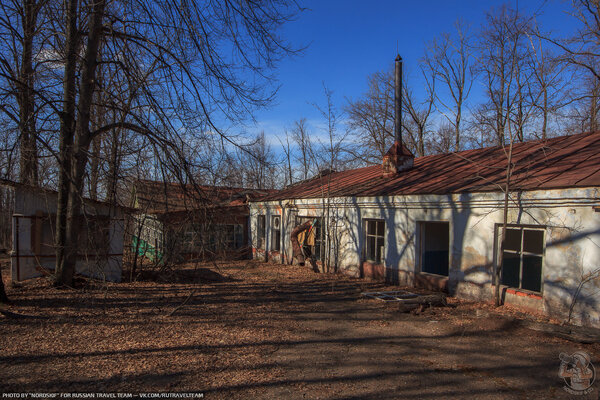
left=0, top=261, right=598, bottom=399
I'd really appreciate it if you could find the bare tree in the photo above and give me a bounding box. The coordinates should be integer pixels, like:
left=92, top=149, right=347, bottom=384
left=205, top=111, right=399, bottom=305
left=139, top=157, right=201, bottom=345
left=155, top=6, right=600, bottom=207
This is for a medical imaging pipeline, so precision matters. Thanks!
left=545, top=0, right=600, bottom=82
left=474, top=5, right=530, bottom=146
left=345, top=70, right=394, bottom=164
left=562, top=69, right=600, bottom=134
left=0, top=0, right=47, bottom=186
left=495, top=133, right=516, bottom=307
left=313, top=84, right=351, bottom=272
left=291, top=118, right=315, bottom=180
left=510, top=49, right=535, bottom=143
left=277, top=130, right=294, bottom=186
left=587, top=74, right=600, bottom=132
left=526, top=24, right=571, bottom=139
left=424, top=20, right=474, bottom=151
left=430, top=121, right=456, bottom=154
left=10, top=0, right=304, bottom=286
left=313, top=84, right=350, bottom=171
left=237, top=132, right=277, bottom=189
left=403, top=66, right=436, bottom=157
left=54, top=0, right=108, bottom=285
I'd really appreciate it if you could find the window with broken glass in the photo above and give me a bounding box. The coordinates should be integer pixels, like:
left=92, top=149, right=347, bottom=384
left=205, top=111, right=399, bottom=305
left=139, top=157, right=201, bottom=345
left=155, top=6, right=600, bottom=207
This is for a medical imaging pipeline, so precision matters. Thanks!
left=271, top=215, right=281, bottom=251
left=295, top=216, right=325, bottom=261
left=257, top=215, right=266, bottom=249
left=364, top=219, right=385, bottom=264
left=500, top=226, right=545, bottom=293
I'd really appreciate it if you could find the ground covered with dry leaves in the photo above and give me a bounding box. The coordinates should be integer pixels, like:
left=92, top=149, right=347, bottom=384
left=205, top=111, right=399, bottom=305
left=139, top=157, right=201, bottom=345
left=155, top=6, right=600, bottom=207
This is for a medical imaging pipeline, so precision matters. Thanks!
left=1, top=260, right=599, bottom=399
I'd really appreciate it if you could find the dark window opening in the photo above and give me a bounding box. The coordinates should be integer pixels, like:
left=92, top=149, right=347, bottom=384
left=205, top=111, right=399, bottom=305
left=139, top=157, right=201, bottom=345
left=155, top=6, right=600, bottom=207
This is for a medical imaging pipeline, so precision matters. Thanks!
left=182, top=223, right=244, bottom=252
left=420, top=221, right=449, bottom=276
left=295, top=216, right=325, bottom=261
left=364, top=219, right=385, bottom=264
left=220, top=224, right=244, bottom=249
left=501, top=227, right=544, bottom=292
left=271, top=216, right=281, bottom=251
left=257, top=215, right=266, bottom=249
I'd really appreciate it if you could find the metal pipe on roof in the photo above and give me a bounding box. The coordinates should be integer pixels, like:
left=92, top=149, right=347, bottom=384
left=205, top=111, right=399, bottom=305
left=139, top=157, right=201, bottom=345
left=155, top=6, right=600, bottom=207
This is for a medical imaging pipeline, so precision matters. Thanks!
left=395, top=54, right=402, bottom=144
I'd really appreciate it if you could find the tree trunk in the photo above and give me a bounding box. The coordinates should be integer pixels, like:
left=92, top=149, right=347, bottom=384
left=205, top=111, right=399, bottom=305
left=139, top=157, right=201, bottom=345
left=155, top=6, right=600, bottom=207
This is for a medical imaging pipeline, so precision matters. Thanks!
left=495, top=140, right=514, bottom=307
left=18, top=0, right=39, bottom=186
left=542, top=86, right=548, bottom=140
left=0, top=272, right=8, bottom=304
left=56, top=0, right=106, bottom=286
left=455, top=110, right=461, bottom=152
left=106, top=125, right=121, bottom=204
left=89, top=58, right=105, bottom=201
left=55, top=0, right=79, bottom=286
left=590, top=82, right=599, bottom=132
left=89, top=135, right=101, bottom=201
left=286, top=137, right=293, bottom=185
left=496, top=109, right=505, bottom=145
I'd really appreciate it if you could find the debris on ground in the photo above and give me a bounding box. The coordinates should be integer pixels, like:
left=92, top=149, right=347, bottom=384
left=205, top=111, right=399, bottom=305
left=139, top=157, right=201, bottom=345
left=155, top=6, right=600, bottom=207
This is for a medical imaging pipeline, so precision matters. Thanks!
left=1, top=259, right=598, bottom=399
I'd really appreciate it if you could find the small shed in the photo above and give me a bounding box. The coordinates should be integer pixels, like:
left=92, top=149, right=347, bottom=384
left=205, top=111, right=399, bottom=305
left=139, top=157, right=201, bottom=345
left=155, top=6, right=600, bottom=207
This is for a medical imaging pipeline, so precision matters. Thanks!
left=131, top=179, right=275, bottom=263
left=0, top=180, right=127, bottom=282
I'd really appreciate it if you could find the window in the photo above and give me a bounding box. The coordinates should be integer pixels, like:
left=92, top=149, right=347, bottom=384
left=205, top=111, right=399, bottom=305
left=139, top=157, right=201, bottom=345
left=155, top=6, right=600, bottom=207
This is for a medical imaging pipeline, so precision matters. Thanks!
left=257, top=215, right=266, bottom=249
left=184, top=229, right=197, bottom=250
left=295, top=216, right=325, bottom=260
left=364, top=219, right=385, bottom=263
left=232, top=224, right=244, bottom=248
left=419, top=221, right=449, bottom=276
left=500, top=226, right=544, bottom=292
left=215, top=224, right=244, bottom=250
left=183, top=223, right=244, bottom=252
left=271, top=215, right=281, bottom=251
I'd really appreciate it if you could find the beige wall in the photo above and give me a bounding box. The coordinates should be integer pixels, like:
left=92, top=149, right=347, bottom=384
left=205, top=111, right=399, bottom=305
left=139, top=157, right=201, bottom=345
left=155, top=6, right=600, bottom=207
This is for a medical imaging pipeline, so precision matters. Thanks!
left=250, top=187, right=600, bottom=327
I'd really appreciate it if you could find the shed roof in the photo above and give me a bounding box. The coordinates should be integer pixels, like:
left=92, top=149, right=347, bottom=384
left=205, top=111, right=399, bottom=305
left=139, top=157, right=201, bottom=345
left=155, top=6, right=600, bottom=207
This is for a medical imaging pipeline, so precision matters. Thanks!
left=133, top=179, right=277, bottom=213
left=259, top=132, right=600, bottom=201
left=0, top=178, right=133, bottom=210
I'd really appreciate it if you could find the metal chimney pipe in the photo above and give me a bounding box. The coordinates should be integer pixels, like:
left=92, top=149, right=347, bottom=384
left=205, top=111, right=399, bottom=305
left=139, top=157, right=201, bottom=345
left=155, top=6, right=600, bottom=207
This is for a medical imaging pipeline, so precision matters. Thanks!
left=395, top=54, right=402, bottom=144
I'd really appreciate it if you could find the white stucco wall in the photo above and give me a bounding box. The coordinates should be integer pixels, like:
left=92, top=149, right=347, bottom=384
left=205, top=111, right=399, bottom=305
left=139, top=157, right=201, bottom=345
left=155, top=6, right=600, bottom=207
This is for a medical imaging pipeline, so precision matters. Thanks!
left=250, top=187, right=600, bottom=327
left=10, top=186, right=124, bottom=283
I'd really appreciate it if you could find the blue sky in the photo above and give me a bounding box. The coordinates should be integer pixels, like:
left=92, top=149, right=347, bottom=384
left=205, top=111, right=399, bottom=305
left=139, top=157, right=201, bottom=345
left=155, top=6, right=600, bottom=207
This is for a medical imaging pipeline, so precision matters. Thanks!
left=242, top=0, right=580, bottom=142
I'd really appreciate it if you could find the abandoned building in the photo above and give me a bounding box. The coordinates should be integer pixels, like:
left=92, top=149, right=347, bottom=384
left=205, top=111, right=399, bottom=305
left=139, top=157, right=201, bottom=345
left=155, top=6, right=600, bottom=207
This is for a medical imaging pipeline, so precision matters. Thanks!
left=249, top=56, right=600, bottom=328
left=250, top=132, right=600, bottom=327
left=131, top=179, right=275, bottom=263
left=0, top=179, right=126, bottom=282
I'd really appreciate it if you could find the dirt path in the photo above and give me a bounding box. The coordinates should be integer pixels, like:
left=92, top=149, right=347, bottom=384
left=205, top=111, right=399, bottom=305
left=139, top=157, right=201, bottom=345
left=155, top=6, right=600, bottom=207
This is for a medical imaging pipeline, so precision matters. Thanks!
left=1, top=261, right=598, bottom=399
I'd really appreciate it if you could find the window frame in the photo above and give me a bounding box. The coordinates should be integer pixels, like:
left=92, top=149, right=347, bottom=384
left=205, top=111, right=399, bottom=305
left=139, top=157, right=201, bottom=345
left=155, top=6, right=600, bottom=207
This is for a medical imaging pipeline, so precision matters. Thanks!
left=257, top=215, right=266, bottom=249
left=271, top=215, right=281, bottom=252
left=217, top=223, right=244, bottom=250
left=183, top=223, right=244, bottom=252
left=363, top=218, right=385, bottom=264
left=496, top=224, right=546, bottom=294
left=418, top=221, right=450, bottom=277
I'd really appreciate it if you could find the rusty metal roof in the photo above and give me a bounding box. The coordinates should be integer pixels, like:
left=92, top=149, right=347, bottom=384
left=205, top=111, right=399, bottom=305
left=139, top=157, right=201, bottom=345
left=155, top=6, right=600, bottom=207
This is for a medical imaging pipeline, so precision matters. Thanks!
left=134, top=179, right=276, bottom=213
left=259, top=132, right=600, bottom=201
